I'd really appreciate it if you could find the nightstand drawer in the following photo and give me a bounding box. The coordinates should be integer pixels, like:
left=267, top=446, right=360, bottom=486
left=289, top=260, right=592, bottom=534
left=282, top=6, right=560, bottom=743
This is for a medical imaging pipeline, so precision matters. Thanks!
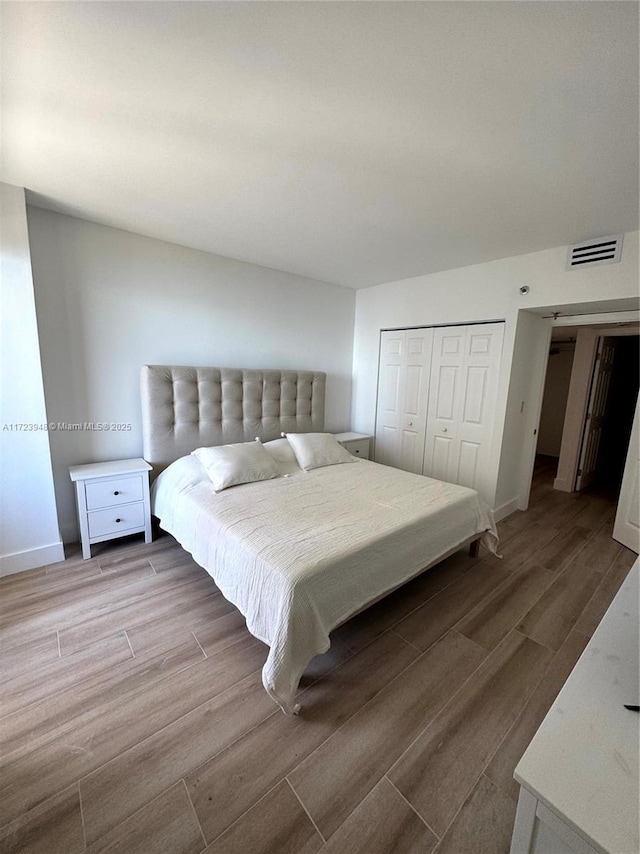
left=85, top=475, right=144, bottom=510
left=88, top=502, right=145, bottom=538
left=344, top=439, right=370, bottom=459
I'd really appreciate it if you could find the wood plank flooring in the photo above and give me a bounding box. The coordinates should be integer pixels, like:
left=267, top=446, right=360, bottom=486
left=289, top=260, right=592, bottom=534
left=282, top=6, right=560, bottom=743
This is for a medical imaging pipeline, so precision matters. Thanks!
left=1, top=456, right=635, bottom=854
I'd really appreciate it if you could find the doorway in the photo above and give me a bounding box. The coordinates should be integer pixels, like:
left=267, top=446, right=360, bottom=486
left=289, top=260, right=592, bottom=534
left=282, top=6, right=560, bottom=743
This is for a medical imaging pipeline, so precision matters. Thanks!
left=535, top=324, right=639, bottom=503
left=593, top=336, right=639, bottom=494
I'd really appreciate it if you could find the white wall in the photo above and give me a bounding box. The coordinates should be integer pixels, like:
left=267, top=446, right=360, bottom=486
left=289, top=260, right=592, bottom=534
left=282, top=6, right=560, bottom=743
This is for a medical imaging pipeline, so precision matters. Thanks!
left=0, top=185, right=64, bottom=574
left=352, top=232, right=639, bottom=513
left=537, top=347, right=575, bottom=457
left=494, top=310, right=551, bottom=515
left=27, top=208, right=356, bottom=542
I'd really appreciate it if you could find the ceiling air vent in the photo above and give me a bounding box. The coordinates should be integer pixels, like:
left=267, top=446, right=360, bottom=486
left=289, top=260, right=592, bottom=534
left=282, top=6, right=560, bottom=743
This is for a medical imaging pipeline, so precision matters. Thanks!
left=566, top=234, right=623, bottom=270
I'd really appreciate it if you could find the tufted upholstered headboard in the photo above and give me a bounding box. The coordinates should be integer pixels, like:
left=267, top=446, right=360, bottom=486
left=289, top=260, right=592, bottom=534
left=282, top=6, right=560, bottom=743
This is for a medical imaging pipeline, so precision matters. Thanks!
left=140, top=365, right=326, bottom=474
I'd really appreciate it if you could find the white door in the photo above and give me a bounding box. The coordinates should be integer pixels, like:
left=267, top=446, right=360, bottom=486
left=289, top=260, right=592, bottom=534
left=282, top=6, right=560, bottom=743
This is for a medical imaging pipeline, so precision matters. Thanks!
left=423, top=323, right=504, bottom=500
left=375, top=331, right=405, bottom=468
left=575, top=337, right=616, bottom=491
left=375, top=328, right=433, bottom=474
left=399, top=329, right=433, bottom=473
left=613, top=391, right=640, bottom=553
left=423, top=327, right=465, bottom=484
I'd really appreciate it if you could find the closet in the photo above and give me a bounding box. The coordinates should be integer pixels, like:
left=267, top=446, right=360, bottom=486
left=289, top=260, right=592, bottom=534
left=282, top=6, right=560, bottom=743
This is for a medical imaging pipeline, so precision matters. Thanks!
left=375, top=323, right=504, bottom=500
left=374, top=328, right=433, bottom=474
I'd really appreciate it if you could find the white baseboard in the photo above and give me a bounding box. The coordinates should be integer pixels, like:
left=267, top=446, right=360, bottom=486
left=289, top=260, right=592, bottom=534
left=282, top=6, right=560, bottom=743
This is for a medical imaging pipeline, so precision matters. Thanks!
left=493, top=498, right=520, bottom=523
left=0, top=542, right=65, bottom=577
left=553, top=476, right=573, bottom=493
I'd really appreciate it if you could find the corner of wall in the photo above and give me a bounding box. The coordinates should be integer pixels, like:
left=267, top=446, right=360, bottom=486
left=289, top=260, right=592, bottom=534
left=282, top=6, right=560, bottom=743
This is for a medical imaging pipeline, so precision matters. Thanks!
left=0, top=183, right=63, bottom=573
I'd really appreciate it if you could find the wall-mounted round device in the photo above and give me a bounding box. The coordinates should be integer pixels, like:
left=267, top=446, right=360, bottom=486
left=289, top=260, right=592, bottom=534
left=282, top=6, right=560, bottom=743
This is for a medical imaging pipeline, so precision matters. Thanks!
left=519, top=285, right=530, bottom=295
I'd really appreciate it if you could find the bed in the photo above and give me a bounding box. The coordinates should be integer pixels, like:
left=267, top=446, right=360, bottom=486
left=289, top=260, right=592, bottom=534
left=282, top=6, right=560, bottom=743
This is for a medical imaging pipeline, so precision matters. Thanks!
left=142, top=365, right=499, bottom=714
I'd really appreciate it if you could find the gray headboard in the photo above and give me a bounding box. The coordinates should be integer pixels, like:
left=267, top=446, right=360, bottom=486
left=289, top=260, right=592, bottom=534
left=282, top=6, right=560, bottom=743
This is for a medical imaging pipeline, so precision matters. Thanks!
left=140, top=365, right=326, bottom=473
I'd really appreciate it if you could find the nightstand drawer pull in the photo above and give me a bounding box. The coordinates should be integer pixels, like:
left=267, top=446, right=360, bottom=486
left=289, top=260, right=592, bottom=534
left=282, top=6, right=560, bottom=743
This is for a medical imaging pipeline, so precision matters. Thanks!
left=86, top=476, right=144, bottom=510
left=343, top=439, right=370, bottom=459
left=88, top=503, right=145, bottom=538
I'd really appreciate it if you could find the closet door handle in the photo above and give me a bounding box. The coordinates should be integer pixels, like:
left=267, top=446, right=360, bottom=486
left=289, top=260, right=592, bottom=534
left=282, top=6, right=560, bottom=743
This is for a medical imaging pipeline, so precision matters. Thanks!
left=442, top=427, right=448, bottom=433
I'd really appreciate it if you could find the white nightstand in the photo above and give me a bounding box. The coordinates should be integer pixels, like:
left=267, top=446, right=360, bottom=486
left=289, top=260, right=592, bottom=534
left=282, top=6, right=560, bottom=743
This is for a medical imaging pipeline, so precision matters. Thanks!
left=334, top=432, right=372, bottom=460
left=69, top=458, right=153, bottom=559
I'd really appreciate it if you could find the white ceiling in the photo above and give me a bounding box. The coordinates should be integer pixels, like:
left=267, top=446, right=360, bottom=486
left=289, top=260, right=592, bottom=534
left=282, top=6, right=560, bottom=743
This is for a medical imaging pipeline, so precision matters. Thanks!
left=2, top=1, right=638, bottom=288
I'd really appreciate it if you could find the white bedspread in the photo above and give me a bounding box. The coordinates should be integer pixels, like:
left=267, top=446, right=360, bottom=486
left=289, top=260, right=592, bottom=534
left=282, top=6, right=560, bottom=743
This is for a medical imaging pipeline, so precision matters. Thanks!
left=152, top=456, right=498, bottom=714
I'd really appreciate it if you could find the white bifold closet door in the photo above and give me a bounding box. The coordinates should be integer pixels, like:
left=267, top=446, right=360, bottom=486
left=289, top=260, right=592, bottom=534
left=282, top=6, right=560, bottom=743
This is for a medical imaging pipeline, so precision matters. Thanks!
left=423, top=323, right=504, bottom=497
left=375, top=328, right=433, bottom=474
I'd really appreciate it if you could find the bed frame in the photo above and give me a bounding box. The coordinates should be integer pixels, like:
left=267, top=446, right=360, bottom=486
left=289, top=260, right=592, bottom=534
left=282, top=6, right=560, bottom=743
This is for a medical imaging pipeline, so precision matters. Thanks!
left=140, top=363, right=485, bottom=711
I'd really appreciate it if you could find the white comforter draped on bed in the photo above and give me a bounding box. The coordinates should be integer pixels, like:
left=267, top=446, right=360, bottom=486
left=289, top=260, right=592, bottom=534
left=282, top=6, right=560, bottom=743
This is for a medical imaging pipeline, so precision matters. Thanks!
left=152, top=457, right=498, bottom=714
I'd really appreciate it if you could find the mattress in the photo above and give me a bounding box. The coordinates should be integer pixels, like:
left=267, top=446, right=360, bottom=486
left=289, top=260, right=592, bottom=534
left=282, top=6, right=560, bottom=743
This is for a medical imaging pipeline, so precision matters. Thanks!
left=152, top=455, right=499, bottom=714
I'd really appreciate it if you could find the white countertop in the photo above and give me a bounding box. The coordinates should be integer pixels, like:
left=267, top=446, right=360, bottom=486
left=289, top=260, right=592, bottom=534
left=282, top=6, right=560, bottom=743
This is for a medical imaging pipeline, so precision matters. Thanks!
left=515, top=559, right=639, bottom=854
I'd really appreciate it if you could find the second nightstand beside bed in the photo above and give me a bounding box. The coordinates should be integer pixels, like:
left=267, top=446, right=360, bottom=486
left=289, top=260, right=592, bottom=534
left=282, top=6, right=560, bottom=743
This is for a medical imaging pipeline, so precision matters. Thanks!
left=334, top=432, right=372, bottom=460
left=69, top=458, right=152, bottom=559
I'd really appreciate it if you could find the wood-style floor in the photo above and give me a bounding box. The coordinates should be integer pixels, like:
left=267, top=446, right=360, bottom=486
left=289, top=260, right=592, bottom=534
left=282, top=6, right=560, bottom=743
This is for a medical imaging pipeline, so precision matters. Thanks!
left=1, top=456, right=636, bottom=854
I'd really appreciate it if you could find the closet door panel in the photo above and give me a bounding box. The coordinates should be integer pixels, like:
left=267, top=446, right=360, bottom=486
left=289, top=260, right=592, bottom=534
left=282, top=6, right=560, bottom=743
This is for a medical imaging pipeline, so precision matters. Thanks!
left=458, top=440, right=481, bottom=489
left=399, top=362, right=427, bottom=473
left=467, top=329, right=493, bottom=356
left=375, top=329, right=432, bottom=474
left=376, top=426, right=398, bottom=467
left=424, top=328, right=464, bottom=481
left=462, top=366, right=487, bottom=425
left=431, top=434, right=456, bottom=482
left=400, top=427, right=426, bottom=473
left=423, top=323, right=504, bottom=500
left=380, top=364, right=401, bottom=417
left=458, top=323, right=504, bottom=495
left=441, top=330, right=465, bottom=356
left=433, top=365, right=459, bottom=422
left=399, top=329, right=433, bottom=474
left=375, top=331, right=405, bottom=467
left=404, top=364, right=424, bottom=415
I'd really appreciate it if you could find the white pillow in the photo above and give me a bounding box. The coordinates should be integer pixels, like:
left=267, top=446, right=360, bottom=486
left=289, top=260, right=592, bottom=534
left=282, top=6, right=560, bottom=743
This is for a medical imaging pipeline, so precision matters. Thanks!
left=192, top=441, right=280, bottom=492
left=284, top=432, right=356, bottom=471
left=261, top=438, right=301, bottom=475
